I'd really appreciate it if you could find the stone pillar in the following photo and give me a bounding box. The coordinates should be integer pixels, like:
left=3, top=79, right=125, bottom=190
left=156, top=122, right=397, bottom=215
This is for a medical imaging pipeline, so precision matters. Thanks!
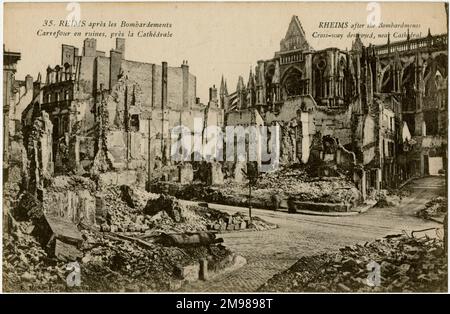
left=233, top=161, right=246, bottom=183
left=361, top=170, right=367, bottom=200
left=209, top=162, right=224, bottom=185
left=420, top=154, right=425, bottom=176
left=179, top=163, right=194, bottom=184
left=300, top=112, right=310, bottom=163
left=199, top=258, right=209, bottom=281
left=109, top=49, right=122, bottom=89
left=375, top=168, right=382, bottom=190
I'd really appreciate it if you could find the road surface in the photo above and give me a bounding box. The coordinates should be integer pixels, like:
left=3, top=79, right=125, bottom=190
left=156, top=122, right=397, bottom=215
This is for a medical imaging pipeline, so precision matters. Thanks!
left=181, top=176, right=445, bottom=292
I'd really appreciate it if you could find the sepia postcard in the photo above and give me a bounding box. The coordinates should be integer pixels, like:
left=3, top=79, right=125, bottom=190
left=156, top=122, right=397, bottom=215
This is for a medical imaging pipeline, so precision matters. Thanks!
left=1, top=1, right=448, bottom=297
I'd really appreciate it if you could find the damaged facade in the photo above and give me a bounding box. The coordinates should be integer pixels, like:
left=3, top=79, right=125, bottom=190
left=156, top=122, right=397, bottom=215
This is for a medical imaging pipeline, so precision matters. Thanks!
left=5, top=16, right=448, bottom=210
left=20, top=38, right=224, bottom=193
left=221, top=16, right=448, bottom=196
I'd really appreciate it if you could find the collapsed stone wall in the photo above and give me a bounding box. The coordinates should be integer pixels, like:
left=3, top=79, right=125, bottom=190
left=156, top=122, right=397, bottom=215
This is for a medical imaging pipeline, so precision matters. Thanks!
left=43, top=188, right=96, bottom=225
left=23, top=112, right=54, bottom=196
left=6, top=130, right=29, bottom=193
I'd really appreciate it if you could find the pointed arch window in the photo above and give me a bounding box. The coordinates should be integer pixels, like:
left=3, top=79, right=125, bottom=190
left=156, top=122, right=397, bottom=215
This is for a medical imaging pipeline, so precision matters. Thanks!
left=283, top=68, right=305, bottom=97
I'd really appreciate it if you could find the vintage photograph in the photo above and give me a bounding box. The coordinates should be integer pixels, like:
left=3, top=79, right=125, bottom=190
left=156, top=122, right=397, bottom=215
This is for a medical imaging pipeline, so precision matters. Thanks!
left=1, top=1, right=448, bottom=293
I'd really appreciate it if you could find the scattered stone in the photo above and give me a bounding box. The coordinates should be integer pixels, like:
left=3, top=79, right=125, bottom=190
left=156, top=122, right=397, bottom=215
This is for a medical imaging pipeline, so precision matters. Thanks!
left=259, top=236, right=447, bottom=292
left=21, top=272, right=36, bottom=282
left=3, top=180, right=238, bottom=292
left=144, top=194, right=184, bottom=223
left=54, top=239, right=82, bottom=262
left=416, top=197, right=447, bottom=223
left=175, top=263, right=200, bottom=282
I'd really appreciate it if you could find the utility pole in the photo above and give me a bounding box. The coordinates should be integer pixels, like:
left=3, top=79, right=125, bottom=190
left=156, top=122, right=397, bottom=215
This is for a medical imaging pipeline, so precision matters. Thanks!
left=248, top=177, right=252, bottom=221
left=242, top=161, right=258, bottom=222
left=161, top=62, right=168, bottom=165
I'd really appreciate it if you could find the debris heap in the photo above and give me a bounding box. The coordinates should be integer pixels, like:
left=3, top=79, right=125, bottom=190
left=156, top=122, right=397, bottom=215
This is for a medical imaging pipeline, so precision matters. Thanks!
left=155, top=164, right=362, bottom=210
left=416, top=197, right=447, bottom=223
left=4, top=177, right=274, bottom=292
left=259, top=235, right=447, bottom=292
left=196, top=207, right=278, bottom=232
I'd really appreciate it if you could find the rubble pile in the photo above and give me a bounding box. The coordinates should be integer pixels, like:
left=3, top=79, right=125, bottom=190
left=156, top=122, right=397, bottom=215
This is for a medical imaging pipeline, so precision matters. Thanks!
left=221, top=166, right=361, bottom=206
left=103, top=191, right=211, bottom=233
left=100, top=185, right=156, bottom=233
left=258, top=167, right=360, bottom=204
left=373, top=190, right=402, bottom=208
left=77, top=229, right=234, bottom=292
left=48, top=175, right=97, bottom=192
left=102, top=189, right=276, bottom=234
left=3, top=220, right=235, bottom=292
left=3, top=221, right=69, bottom=292
left=156, top=164, right=362, bottom=210
left=197, top=208, right=278, bottom=232
left=3, top=174, right=274, bottom=291
left=259, top=235, right=447, bottom=292
left=14, top=192, right=44, bottom=222
left=416, top=197, right=447, bottom=223
left=3, top=179, right=245, bottom=292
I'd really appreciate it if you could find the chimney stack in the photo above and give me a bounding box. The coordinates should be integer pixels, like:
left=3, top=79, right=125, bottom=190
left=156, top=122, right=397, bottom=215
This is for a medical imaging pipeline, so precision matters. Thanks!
left=209, top=85, right=218, bottom=103
left=181, top=60, right=189, bottom=108
left=25, top=74, right=33, bottom=92
left=115, top=38, right=125, bottom=59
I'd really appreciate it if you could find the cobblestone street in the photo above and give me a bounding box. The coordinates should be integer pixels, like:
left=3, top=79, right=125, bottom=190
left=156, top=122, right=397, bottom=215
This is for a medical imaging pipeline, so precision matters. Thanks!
left=181, top=177, right=445, bottom=292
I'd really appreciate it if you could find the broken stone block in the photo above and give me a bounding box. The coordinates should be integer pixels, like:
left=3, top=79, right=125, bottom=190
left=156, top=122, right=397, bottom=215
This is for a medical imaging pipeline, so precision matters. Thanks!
left=169, top=279, right=183, bottom=291
left=43, top=189, right=96, bottom=225
left=179, top=163, right=194, bottom=184
left=44, top=215, right=83, bottom=245
left=175, top=263, right=200, bottom=282
left=101, top=224, right=111, bottom=232
left=144, top=194, right=184, bottom=223
left=120, top=185, right=137, bottom=208
left=240, top=221, right=247, bottom=229
left=233, top=161, right=247, bottom=183
left=159, top=232, right=222, bottom=246
left=208, top=162, right=224, bottom=185
left=40, top=215, right=83, bottom=261
left=21, top=272, right=36, bottom=282
left=199, top=259, right=209, bottom=281
left=95, top=194, right=106, bottom=219
left=54, top=239, right=83, bottom=262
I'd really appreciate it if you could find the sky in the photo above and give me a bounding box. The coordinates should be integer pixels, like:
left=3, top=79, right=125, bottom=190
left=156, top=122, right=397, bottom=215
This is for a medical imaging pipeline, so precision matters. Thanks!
left=3, top=2, right=448, bottom=102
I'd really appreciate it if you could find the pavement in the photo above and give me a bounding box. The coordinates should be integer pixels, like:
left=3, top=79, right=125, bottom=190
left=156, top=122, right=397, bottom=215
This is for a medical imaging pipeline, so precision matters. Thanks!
left=180, top=176, right=446, bottom=292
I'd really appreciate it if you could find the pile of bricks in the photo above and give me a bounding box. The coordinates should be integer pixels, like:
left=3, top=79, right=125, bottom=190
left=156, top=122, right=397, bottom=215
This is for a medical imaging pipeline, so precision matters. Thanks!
left=207, top=213, right=251, bottom=231
left=206, top=211, right=278, bottom=232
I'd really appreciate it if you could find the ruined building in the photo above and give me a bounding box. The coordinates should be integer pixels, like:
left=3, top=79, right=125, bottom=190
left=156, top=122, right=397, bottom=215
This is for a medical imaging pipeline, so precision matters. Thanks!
left=9, top=16, right=449, bottom=201
left=3, top=47, right=22, bottom=234
left=223, top=16, right=448, bottom=194
left=3, top=48, right=21, bottom=183
left=21, top=38, right=224, bottom=191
